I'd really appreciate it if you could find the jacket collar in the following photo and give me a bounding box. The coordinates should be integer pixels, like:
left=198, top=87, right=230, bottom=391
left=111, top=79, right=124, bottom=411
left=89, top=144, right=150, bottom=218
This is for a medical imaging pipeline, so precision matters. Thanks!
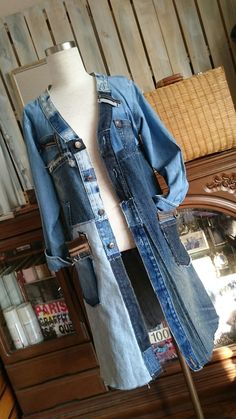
left=38, top=73, right=120, bottom=141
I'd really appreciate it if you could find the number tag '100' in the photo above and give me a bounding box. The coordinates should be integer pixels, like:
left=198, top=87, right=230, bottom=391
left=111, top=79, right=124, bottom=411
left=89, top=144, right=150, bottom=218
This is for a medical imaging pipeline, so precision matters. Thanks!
left=149, top=327, right=171, bottom=344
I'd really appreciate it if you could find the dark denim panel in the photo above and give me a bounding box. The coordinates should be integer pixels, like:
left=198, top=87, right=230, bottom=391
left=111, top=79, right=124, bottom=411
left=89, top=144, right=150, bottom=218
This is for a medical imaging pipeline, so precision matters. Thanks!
left=96, top=77, right=218, bottom=373
left=38, top=127, right=94, bottom=228
left=122, top=153, right=162, bottom=197
left=50, top=158, right=94, bottom=226
left=112, top=119, right=138, bottom=156
left=49, top=112, right=70, bottom=134
left=96, top=91, right=153, bottom=355
left=97, top=93, right=112, bottom=132
left=116, top=155, right=218, bottom=370
left=97, top=131, right=131, bottom=202
left=159, top=217, right=191, bottom=266
left=41, top=144, right=61, bottom=167
left=75, top=256, right=100, bottom=306
left=121, top=248, right=163, bottom=329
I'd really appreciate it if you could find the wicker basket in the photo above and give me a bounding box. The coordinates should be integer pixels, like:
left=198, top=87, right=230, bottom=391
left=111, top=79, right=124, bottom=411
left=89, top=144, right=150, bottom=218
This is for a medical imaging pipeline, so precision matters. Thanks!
left=144, top=67, right=236, bottom=162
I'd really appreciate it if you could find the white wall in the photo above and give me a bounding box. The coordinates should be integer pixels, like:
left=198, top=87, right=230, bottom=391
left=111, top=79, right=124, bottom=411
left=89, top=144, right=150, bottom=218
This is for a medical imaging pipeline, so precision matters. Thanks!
left=0, top=0, right=42, bottom=18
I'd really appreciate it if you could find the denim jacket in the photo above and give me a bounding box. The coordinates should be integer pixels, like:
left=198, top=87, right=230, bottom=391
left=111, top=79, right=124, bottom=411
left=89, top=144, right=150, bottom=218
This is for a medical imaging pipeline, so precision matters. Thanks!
left=22, top=74, right=218, bottom=390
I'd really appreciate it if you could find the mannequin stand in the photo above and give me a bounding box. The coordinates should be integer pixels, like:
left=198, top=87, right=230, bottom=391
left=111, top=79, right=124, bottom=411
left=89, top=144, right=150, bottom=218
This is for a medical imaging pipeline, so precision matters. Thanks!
left=175, top=345, right=205, bottom=419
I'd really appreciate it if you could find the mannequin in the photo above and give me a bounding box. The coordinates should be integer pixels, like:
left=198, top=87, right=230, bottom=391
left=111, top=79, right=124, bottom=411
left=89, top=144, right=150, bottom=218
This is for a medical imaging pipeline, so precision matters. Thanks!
left=45, top=41, right=135, bottom=251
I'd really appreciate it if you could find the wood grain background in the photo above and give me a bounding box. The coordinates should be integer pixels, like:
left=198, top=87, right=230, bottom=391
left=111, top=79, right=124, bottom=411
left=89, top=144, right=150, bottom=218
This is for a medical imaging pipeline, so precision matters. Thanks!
left=0, top=362, right=19, bottom=419
left=0, top=0, right=236, bottom=200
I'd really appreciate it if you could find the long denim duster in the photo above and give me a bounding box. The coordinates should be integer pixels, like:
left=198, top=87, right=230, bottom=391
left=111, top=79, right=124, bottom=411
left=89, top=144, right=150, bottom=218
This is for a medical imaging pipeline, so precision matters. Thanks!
left=22, top=74, right=219, bottom=390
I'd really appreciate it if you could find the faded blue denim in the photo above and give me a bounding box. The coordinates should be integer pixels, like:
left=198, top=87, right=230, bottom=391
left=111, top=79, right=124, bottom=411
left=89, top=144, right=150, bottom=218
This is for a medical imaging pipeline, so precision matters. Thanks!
left=22, top=73, right=219, bottom=390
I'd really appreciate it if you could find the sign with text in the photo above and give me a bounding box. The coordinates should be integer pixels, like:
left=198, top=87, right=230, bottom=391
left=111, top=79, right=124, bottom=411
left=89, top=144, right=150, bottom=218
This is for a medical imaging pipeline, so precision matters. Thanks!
left=34, top=299, right=75, bottom=339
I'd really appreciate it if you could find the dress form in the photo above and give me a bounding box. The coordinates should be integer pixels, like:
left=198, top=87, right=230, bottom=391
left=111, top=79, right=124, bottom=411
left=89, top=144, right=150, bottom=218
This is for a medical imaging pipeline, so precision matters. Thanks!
left=45, top=42, right=135, bottom=251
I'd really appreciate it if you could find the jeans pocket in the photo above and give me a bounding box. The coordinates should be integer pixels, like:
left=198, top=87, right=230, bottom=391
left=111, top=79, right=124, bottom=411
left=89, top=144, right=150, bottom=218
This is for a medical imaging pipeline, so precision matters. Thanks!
left=113, top=119, right=138, bottom=156
left=159, top=217, right=191, bottom=266
left=75, top=256, right=100, bottom=307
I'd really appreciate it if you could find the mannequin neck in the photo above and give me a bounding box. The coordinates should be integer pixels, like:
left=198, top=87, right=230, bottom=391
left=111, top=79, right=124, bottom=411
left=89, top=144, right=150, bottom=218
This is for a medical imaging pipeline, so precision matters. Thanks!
left=46, top=47, right=93, bottom=92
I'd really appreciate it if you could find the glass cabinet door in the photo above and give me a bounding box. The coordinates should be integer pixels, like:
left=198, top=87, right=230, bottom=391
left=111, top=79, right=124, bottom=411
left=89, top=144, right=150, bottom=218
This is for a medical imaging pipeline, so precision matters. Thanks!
left=178, top=208, right=236, bottom=348
left=0, top=253, right=75, bottom=351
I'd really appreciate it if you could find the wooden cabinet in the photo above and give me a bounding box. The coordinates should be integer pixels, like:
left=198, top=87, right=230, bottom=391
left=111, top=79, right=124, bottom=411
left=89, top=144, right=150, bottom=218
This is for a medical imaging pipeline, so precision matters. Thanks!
left=0, top=208, right=107, bottom=417
left=0, top=149, right=235, bottom=418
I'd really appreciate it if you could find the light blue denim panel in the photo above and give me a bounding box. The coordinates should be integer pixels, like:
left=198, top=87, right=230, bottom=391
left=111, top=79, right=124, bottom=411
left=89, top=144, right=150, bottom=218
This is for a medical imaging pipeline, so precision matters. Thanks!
left=72, top=222, right=156, bottom=389
left=94, top=73, right=110, bottom=92
left=39, top=92, right=56, bottom=118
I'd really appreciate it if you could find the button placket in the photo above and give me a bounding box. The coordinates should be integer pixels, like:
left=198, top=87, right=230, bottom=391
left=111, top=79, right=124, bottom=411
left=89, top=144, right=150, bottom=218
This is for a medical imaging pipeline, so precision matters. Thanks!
left=69, top=80, right=120, bottom=260
left=75, top=151, right=106, bottom=222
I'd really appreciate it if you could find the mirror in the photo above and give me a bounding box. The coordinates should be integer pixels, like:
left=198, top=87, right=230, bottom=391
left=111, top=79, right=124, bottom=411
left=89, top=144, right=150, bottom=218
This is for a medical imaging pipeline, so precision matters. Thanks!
left=10, top=59, right=49, bottom=118
left=178, top=208, right=236, bottom=348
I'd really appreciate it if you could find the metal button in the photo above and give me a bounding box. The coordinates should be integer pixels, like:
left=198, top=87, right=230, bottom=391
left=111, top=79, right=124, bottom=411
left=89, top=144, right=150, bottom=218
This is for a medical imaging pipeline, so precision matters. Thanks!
left=107, top=242, right=115, bottom=249
left=74, top=141, right=82, bottom=149
left=85, top=175, right=93, bottom=181
left=98, top=209, right=105, bottom=216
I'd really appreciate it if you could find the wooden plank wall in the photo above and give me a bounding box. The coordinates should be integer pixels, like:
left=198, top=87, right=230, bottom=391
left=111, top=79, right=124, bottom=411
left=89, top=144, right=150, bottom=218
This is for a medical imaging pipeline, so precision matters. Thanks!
left=0, top=0, right=235, bottom=199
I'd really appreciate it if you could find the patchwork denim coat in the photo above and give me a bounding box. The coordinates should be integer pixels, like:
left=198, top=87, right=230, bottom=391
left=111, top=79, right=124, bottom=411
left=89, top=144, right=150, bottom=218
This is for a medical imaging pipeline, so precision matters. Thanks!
left=22, top=74, right=219, bottom=390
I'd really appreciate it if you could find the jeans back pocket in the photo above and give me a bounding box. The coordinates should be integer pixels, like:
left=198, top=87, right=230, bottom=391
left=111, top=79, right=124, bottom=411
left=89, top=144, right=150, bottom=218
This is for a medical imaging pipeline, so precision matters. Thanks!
left=159, top=217, right=191, bottom=266
left=113, top=119, right=138, bottom=156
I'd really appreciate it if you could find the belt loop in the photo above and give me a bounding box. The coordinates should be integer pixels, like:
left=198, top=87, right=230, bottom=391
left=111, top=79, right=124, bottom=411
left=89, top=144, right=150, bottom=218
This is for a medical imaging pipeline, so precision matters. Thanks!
left=66, top=233, right=92, bottom=262
left=157, top=209, right=178, bottom=221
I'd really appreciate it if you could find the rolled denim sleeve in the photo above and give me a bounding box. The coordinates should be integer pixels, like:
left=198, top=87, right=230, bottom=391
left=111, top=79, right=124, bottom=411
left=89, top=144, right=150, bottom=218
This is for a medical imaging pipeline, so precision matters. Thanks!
left=131, top=81, right=189, bottom=211
left=22, top=110, right=71, bottom=271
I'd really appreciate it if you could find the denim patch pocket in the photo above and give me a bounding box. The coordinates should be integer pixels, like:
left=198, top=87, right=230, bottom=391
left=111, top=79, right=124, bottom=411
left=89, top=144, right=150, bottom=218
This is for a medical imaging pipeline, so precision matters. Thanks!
left=41, top=133, right=94, bottom=225
left=45, top=149, right=94, bottom=226
left=75, top=256, right=100, bottom=307
left=47, top=152, right=75, bottom=173
left=40, top=135, right=58, bottom=162
left=159, top=217, right=191, bottom=266
left=113, top=119, right=138, bottom=156
left=40, top=134, right=60, bottom=166
left=40, top=133, right=75, bottom=171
